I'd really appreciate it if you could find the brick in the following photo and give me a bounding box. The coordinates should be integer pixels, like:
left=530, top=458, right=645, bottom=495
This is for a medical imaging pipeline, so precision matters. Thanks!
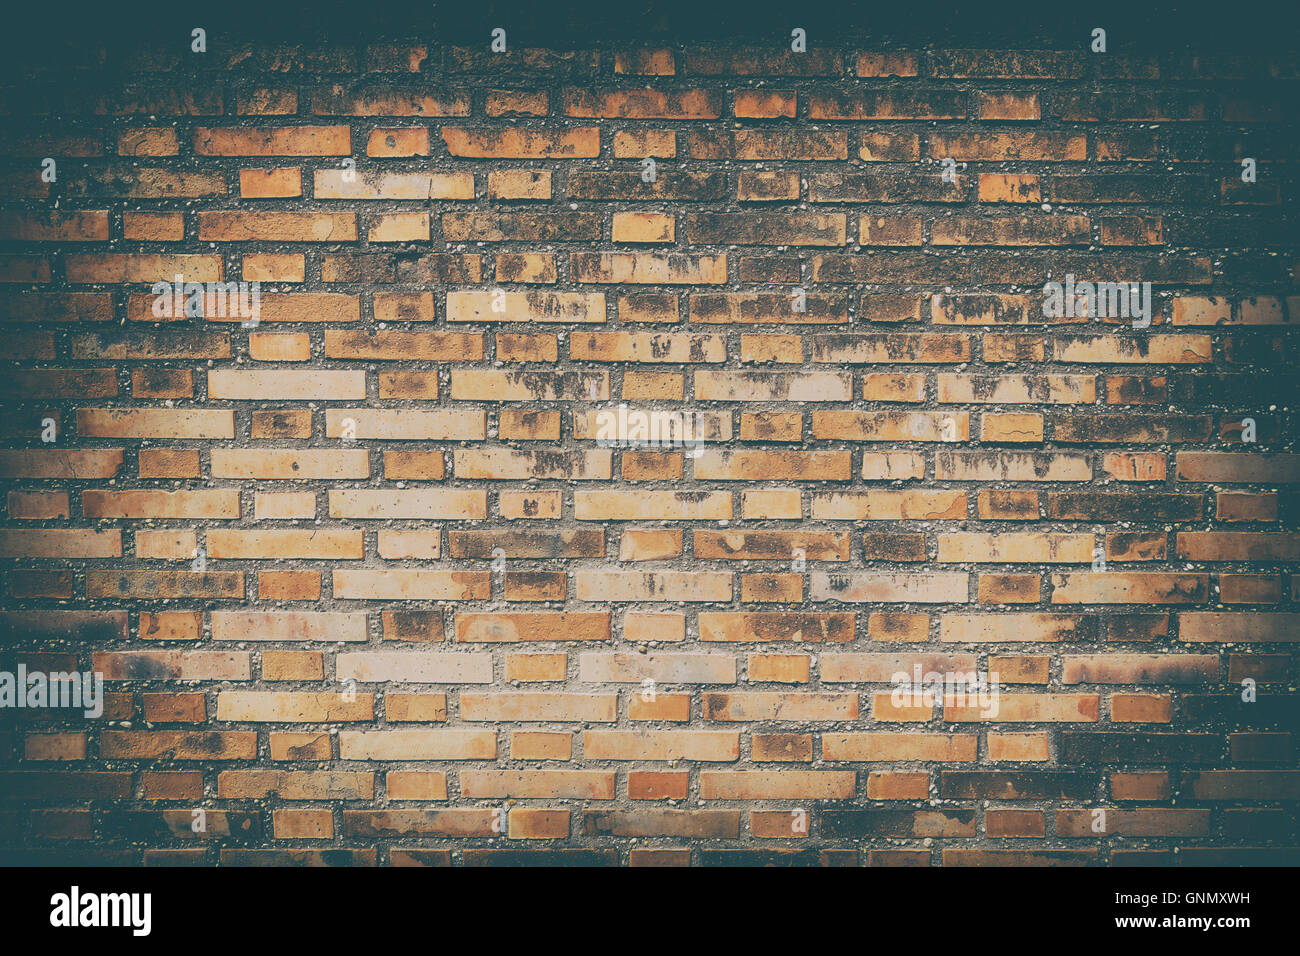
left=810, top=91, right=964, bottom=120
left=1050, top=573, right=1209, bottom=605
left=488, top=170, right=551, bottom=200
left=239, top=168, right=302, bottom=198
left=734, top=90, right=796, bottom=119
left=571, top=253, right=726, bottom=285
left=564, top=89, right=721, bottom=118
left=442, top=127, right=599, bottom=158
left=195, top=126, right=350, bottom=156
left=75, top=408, right=232, bottom=439
left=262, top=650, right=324, bottom=680
left=315, top=170, right=473, bottom=200
left=978, top=92, right=1042, bottom=120
left=930, top=131, right=1085, bottom=161
left=613, top=212, right=675, bottom=243
left=612, top=129, right=676, bottom=159
left=978, top=173, right=1042, bottom=204
left=366, top=128, right=430, bottom=157
left=988, top=733, right=1051, bottom=762
left=855, top=52, right=919, bottom=76
left=700, top=772, right=856, bottom=800
left=199, top=211, right=356, bottom=242
left=811, top=573, right=968, bottom=603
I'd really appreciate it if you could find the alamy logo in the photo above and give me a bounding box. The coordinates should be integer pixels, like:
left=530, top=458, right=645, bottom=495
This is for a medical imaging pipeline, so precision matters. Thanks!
left=151, top=274, right=261, bottom=327
left=0, top=666, right=103, bottom=718
left=1042, top=273, right=1152, bottom=327
left=50, top=886, right=151, bottom=936
left=593, top=404, right=708, bottom=458
left=891, top=666, right=1001, bottom=718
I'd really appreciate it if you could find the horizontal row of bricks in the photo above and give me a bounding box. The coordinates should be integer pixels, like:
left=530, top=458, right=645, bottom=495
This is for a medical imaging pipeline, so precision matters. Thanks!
left=1, top=448, right=1295, bottom=482
left=0, top=251, right=1279, bottom=280
left=0, top=88, right=1295, bottom=122
left=2, top=765, right=1294, bottom=800
left=9, top=257, right=1285, bottom=285
left=1, top=803, right=1294, bottom=842
left=2, top=488, right=1285, bottom=521
left=0, top=207, right=1284, bottom=246
left=3, top=669, right=1293, bottom=750
left=10, top=44, right=1300, bottom=77
left=4, top=602, right=1294, bottom=640
left=2, top=525, right=1297, bottom=556
left=4, top=685, right=1287, bottom=726
left=9, top=127, right=1298, bottom=164
left=0, top=407, right=1290, bottom=441
left=1, top=569, right=1297, bottom=602
left=5, top=166, right=1291, bottom=213
left=3, top=302, right=1295, bottom=333
left=5, top=130, right=1298, bottom=164
left=4, top=845, right=1293, bottom=867
left=0, top=607, right=1294, bottom=643
left=2, top=364, right=1291, bottom=399
left=4, top=77, right=1297, bottom=116
left=6, top=572, right=1298, bottom=606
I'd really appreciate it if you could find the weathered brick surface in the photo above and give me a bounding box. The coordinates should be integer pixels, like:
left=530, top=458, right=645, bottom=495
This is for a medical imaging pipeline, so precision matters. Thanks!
left=0, top=29, right=1297, bottom=868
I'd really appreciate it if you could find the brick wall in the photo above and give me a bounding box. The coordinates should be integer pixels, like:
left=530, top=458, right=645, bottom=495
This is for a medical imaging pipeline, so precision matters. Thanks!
left=0, top=34, right=1297, bottom=866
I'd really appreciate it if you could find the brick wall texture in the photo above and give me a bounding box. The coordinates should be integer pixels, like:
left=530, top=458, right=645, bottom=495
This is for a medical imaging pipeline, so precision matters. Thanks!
left=0, top=38, right=1297, bottom=867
